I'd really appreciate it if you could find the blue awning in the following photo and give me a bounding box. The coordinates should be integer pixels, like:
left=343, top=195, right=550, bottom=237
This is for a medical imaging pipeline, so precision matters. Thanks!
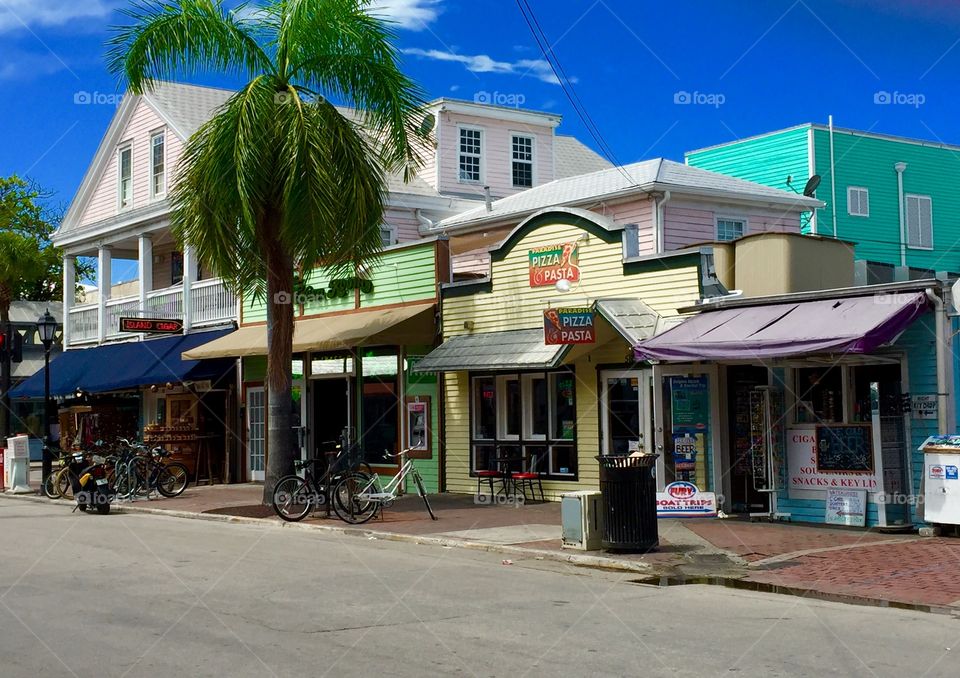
left=10, top=329, right=236, bottom=399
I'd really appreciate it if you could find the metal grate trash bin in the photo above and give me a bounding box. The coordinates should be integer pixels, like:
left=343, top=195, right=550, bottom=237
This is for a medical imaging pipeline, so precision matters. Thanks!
left=595, top=454, right=659, bottom=551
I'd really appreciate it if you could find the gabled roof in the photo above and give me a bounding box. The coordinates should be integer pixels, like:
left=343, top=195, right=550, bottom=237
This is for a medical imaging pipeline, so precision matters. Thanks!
left=433, top=158, right=824, bottom=231
left=554, top=135, right=612, bottom=178
left=142, top=81, right=233, bottom=138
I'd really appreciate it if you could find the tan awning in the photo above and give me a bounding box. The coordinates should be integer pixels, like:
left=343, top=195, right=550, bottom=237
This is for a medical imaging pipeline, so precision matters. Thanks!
left=182, top=302, right=436, bottom=360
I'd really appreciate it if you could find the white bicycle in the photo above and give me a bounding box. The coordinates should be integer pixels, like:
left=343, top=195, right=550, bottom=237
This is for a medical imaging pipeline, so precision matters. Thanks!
left=332, top=449, right=437, bottom=524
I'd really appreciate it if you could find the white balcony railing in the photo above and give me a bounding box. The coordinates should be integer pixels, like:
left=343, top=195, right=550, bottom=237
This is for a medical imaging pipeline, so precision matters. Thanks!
left=191, top=278, right=237, bottom=327
left=68, top=304, right=99, bottom=344
left=66, top=277, right=237, bottom=347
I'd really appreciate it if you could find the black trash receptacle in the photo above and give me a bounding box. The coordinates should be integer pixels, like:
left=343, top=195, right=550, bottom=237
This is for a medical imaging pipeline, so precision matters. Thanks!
left=595, top=454, right=659, bottom=551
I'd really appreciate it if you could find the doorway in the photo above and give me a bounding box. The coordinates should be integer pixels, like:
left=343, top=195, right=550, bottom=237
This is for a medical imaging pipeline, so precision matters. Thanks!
left=600, top=370, right=652, bottom=456
left=727, top=365, right=770, bottom=513
left=245, top=386, right=265, bottom=482
left=312, top=378, right=350, bottom=453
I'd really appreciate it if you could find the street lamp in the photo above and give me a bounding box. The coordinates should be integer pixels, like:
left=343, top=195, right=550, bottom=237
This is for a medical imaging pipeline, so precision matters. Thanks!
left=37, top=309, right=57, bottom=483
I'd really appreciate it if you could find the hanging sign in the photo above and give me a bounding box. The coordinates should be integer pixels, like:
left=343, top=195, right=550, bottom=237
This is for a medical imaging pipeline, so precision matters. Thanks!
left=656, top=481, right=718, bottom=518
left=119, top=317, right=183, bottom=334
left=528, top=241, right=580, bottom=287
left=544, top=307, right=596, bottom=345
left=911, top=394, right=938, bottom=420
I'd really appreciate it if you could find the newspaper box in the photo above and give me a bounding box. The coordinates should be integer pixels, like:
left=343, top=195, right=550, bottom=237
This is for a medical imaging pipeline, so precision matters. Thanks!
left=920, top=435, right=960, bottom=525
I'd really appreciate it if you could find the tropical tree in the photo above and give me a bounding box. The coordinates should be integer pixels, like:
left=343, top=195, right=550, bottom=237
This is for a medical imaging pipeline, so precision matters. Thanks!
left=108, top=0, right=426, bottom=500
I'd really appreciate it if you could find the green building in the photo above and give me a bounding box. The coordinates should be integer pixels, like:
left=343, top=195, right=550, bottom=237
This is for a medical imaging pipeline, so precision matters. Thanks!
left=686, top=123, right=960, bottom=282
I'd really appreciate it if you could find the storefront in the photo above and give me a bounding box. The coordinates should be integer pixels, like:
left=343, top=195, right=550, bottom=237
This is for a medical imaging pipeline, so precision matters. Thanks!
left=10, top=329, right=238, bottom=481
left=636, top=283, right=957, bottom=528
left=183, top=238, right=449, bottom=491
left=414, top=207, right=721, bottom=499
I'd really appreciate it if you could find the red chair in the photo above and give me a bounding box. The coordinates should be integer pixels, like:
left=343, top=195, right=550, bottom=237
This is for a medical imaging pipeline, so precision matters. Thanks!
left=511, top=453, right=545, bottom=502
left=476, top=467, right=501, bottom=501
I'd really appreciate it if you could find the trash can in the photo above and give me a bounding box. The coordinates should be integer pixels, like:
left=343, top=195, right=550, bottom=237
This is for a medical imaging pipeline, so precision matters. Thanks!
left=595, top=454, right=659, bottom=551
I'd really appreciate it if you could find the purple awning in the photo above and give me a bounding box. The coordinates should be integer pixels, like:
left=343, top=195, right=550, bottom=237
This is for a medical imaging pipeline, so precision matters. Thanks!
left=634, top=291, right=930, bottom=362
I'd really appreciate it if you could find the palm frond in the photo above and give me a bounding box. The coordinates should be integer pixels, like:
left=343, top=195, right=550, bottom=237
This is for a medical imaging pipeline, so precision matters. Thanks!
left=107, top=0, right=273, bottom=93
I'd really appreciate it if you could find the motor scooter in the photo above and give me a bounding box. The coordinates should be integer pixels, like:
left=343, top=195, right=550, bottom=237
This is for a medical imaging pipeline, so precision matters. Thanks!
left=69, top=451, right=113, bottom=515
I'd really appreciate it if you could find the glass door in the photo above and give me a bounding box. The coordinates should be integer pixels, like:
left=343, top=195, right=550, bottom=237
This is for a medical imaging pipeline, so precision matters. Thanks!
left=601, top=370, right=652, bottom=456
left=246, top=386, right=265, bottom=482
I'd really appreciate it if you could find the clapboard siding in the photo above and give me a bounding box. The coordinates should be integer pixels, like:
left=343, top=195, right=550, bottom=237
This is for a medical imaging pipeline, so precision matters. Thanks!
left=437, top=111, right=555, bottom=199
left=604, top=197, right=655, bottom=254
left=663, top=202, right=800, bottom=249
left=384, top=206, right=421, bottom=244
left=79, top=100, right=181, bottom=227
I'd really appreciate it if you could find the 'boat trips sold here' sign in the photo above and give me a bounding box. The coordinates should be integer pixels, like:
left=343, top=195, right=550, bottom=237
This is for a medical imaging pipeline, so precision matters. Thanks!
left=544, top=307, right=596, bottom=345
left=528, top=241, right=580, bottom=287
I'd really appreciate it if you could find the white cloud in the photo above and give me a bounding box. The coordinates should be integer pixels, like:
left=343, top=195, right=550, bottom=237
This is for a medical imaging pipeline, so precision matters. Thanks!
left=0, top=50, right=66, bottom=79
left=0, top=0, right=115, bottom=32
left=403, top=47, right=565, bottom=85
left=367, top=0, right=442, bottom=30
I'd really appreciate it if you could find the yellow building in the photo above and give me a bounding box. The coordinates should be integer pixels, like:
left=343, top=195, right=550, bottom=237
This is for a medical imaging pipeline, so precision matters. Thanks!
left=416, top=208, right=717, bottom=499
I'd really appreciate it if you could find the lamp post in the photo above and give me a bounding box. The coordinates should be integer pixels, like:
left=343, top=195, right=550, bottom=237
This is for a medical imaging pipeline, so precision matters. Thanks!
left=37, top=309, right=57, bottom=483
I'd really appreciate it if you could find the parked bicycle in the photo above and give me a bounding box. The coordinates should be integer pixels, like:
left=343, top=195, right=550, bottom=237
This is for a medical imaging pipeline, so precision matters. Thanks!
left=112, top=438, right=190, bottom=500
left=332, top=449, right=437, bottom=524
left=272, top=440, right=373, bottom=522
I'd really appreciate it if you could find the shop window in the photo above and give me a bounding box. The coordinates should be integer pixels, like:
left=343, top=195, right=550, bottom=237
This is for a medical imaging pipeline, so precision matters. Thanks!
left=470, top=371, right=577, bottom=479
left=359, top=351, right=398, bottom=464
left=794, top=366, right=843, bottom=424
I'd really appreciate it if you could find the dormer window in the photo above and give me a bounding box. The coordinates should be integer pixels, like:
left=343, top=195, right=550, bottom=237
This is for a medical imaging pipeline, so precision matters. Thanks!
left=118, top=144, right=133, bottom=210
left=151, top=132, right=166, bottom=198
left=458, top=127, right=483, bottom=183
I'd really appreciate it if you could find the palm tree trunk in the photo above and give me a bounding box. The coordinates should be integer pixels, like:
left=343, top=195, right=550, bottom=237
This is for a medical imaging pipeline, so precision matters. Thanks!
left=261, top=213, right=296, bottom=503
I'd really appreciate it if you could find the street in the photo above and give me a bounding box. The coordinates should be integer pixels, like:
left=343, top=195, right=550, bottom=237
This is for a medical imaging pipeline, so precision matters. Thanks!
left=1, top=497, right=958, bottom=677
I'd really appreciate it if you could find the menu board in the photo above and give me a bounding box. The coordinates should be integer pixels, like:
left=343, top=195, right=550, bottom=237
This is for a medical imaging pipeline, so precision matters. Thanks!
left=816, top=424, right=874, bottom=473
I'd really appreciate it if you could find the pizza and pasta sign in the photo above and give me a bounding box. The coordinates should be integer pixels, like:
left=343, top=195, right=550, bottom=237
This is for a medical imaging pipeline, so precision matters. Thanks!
left=528, top=241, right=580, bottom=287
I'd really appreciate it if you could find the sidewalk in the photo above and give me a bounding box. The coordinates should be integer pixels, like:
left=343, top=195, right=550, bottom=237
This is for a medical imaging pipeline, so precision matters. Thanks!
left=9, top=479, right=960, bottom=611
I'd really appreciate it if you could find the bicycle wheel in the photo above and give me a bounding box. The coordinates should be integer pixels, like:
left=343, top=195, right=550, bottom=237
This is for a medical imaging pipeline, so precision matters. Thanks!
left=42, top=472, right=61, bottom=499
left=155, top=462, right=189, bottom=498
left=412, top=472, right=437, bottom=521
left=114, top=463, right=139, bottom=500
left=272, top=475, right=315, bottom=522
left=332, top=473, right=378, bottom=524
left=56, top=469, right=75, bottom=500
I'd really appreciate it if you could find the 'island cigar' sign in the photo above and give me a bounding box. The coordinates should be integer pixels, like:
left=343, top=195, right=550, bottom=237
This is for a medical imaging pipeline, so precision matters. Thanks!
left=119, top=317, right=184, bottom=334
left=528, top=241, right=580, bottom=287
left=543, top=307, right=596, bottom=345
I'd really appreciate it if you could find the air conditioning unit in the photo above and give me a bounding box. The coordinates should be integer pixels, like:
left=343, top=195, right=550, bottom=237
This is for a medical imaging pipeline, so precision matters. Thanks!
left=561, top=491, right=603, bottom=550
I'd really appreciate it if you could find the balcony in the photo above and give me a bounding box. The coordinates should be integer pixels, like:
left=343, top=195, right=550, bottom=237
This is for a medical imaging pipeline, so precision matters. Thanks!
left=68, top=278, right=237, bottom=346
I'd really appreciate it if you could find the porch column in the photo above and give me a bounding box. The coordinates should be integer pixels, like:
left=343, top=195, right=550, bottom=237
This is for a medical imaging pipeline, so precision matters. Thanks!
left=97, top=245, right=112, bottom=344
left=62, top=255, right=75, bottom=348
left=138, top=234, right=153, bottom=317
left=182, top=245, right=197, bottom=332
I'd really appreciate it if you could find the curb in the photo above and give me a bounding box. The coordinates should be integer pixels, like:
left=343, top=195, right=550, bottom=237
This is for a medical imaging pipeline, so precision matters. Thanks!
left=1, top=492, right=655, bottom=574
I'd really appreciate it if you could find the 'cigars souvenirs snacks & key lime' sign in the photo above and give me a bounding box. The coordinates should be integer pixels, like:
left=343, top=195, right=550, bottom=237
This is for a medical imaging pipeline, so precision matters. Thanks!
left=528, top=242, right=580, bottom=287
left=544, top=307, right=596, bottom=345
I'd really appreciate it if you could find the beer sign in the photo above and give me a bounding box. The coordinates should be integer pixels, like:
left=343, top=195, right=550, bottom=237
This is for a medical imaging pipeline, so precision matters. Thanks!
left=544, top=307, right=596, bottom=345
left=528, top=242, right=580, bottom=287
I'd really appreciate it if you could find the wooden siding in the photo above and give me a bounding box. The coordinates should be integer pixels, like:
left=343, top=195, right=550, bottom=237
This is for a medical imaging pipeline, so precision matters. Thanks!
left=451, top=249, right=490, bottom=277
left=663, top=201, right=800, bottom=250
left=437, top=111, right=555, bottom=198
left=79, top=100, right=181, bottom=226
left=440, top=217, right=704, bottom=496
left=604, top=197, right=655, bottom=253
left=812, top=127, right=960, bottom=271
left=384, top=206, right=421, bottom=244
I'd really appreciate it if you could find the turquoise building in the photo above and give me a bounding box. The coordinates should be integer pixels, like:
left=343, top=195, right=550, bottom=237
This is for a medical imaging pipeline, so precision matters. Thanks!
left=686, top=123, right=960, bottom=281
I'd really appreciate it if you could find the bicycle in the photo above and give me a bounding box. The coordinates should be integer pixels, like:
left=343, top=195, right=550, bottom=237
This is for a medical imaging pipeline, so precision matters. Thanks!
left=111, top=439, right=190, bottom=500
left=272, top=440, right=373, bottom=522
left=332, top=449, right=437, bottom=524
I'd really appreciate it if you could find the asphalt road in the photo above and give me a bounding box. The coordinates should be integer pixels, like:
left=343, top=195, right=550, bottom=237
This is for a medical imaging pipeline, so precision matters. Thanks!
left=1, top=497, right=958, bottom=678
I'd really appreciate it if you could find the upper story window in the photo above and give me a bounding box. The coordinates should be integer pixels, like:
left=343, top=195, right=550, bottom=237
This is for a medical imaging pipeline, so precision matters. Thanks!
left=118, top=144, right=133, bottom=210
left=151, top=132, right=166, bottom=198
left=511, top=134, right=534, bottom=188
left=379, top=224, right=397, bottom=247
left=905, top=194, right=933, bottom=249
left=458, top=127, right=483, bottom=183
left=847, top=186, right=869, bottom=217
left=716, top=217, right=746, bottom=242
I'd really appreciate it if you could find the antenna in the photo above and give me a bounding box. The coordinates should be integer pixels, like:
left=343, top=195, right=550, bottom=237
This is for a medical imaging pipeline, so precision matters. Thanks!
left=803, top=175, right=822, bottom=197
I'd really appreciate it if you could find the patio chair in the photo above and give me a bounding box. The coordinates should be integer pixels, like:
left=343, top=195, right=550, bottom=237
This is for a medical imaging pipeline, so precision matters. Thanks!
left=511, top=453, right=545, bottom=503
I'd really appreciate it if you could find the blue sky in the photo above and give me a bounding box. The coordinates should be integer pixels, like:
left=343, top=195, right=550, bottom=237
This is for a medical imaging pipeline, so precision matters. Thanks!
left=3, top=0, right=960, bottom=231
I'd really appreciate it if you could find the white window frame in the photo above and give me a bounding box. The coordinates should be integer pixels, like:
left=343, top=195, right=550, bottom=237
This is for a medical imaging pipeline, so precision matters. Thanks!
left=905, top=193, right=933, bottom=250
left=847, top=186, right=869, bottom=217
left=379, top=223, right=398, bottom=248
left=521, top=373, right=547, bottom=441
left=117, top=143, right=133, bottom=211
left=510, top=132, right=536, bottom=188
left=715, top=216, right=747, bottom=242
left=496, top=375, right=521, bottom=440
left=150, top=130, right=166, bottom=199
left=457, top=125, right=484, bottom=184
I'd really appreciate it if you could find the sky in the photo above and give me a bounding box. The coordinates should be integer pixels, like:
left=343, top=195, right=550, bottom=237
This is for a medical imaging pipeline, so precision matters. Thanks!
left=3, top=0, right=960, bottom=260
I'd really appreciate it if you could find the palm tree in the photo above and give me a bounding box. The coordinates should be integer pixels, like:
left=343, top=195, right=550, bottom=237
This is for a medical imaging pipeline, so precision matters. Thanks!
left=108, top=0, right=426, bottom=500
